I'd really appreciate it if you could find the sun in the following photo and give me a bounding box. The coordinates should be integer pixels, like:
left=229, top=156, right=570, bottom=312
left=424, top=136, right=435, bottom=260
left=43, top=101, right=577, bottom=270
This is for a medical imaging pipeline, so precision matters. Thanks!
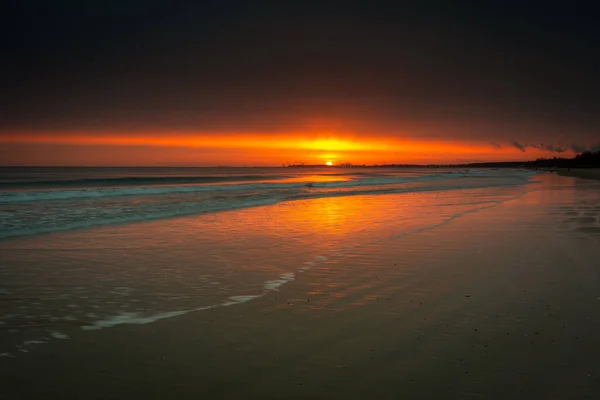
left=325, top=161, right=333, bottom=166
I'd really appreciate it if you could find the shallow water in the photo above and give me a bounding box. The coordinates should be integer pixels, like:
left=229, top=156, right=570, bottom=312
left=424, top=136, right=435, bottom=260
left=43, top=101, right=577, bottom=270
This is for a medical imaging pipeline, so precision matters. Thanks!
left=0, top=167, right=532, bottom=239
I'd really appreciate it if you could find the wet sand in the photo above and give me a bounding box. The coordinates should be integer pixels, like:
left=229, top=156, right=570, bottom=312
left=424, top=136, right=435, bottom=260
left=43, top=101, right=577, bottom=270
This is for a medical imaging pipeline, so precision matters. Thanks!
left=2, top=174, right=600, bottom=399
left=558, top=168, right=600, bottom=181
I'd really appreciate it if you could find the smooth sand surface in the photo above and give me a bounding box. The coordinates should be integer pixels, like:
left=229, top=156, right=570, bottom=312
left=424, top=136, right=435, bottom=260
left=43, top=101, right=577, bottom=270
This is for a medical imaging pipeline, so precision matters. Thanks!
left=2, top=174, right=600, bottom=399
left=558, top=168, right=600, bottom=181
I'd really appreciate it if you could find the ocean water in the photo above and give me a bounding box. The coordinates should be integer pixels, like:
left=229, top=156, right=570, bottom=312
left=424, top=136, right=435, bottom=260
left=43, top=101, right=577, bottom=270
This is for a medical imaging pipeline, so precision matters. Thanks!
left=0, top=166, right=534, bottom=239
left=0, top=166, right=541, bottom=356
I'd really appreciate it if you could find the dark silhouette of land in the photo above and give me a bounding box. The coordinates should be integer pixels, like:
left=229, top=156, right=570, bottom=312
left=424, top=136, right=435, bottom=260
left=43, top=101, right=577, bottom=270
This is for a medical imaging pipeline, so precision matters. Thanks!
left=525, top=150, right=600, bottom=169
left=285, top=150, right=600, bottom=170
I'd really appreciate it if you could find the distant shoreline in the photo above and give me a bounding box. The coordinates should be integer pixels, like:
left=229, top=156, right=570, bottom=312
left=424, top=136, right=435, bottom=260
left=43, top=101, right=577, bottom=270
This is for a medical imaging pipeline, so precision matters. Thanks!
left=0, top=162, right=529, bottom=169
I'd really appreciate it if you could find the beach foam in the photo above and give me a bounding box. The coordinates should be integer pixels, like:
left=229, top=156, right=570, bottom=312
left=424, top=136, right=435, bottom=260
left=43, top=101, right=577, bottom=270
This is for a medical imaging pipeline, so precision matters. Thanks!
left=23, top=340, right=46, bottom=346
left=77, top=271, right=300, bottom=333
left=221, top=295, right=262, bottom=307
left=81, top=310, right=197, bottom=331
left=50, top=332, right=69, bottom=339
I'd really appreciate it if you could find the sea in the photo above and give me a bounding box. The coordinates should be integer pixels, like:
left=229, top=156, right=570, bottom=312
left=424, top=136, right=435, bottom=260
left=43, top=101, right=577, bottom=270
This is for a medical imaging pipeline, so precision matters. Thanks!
left=0, top=166, right=535, bottom=240
left=0, top=166, right=540, bottom=356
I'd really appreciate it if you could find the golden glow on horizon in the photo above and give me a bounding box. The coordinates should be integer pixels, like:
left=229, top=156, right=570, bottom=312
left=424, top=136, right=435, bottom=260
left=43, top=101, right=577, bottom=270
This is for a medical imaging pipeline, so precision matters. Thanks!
left=0, top=130, right=575, bottom=166
left=325, top=161, right=333, bottom=166
left=1, top=133, right=390, bottom=152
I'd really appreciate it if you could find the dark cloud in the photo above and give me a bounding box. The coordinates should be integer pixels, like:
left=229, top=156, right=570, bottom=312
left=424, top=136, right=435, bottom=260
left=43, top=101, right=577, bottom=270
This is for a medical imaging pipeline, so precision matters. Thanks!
left=568, top=142, right=600, bottom=154
left=542, top=144, right=566, bottom=153
left=571, top=143, right=589, bottom=153
left=511, top=141, right=527, bottom=152
left=511, top=141, right=570, bottom=153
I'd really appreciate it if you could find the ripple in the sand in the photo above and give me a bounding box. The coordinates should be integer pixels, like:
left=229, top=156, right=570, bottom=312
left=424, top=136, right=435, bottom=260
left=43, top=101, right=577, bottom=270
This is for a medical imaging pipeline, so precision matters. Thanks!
left=569, top=217, right=597, bottom=224
left=577, top=227, right=600, bottom=234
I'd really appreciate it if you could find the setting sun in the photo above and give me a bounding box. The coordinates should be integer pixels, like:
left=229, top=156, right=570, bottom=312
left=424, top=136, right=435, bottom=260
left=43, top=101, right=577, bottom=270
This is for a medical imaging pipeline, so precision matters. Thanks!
left=325, top=161, right=333, bottom=166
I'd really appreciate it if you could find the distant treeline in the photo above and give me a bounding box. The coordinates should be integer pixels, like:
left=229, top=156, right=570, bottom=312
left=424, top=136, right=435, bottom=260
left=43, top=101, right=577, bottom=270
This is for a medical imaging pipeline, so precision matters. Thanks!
left=525, top=150, right=600, bottom=168
left=284, top=151, right=600, bottom=169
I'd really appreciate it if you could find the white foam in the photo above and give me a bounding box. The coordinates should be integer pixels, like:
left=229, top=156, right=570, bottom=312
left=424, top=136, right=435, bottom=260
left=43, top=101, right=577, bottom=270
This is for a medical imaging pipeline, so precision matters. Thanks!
left=0, top=353, right=12, bottom=357
left=263, top=273, right=295, bottom=291
left=69, top=272, right=296, bottom=334
left=229, top=295, right=261, bottom=302
left=315, top=256, right=327, bottom=262
left=81, top=310, right=187, bottom=330
left=81, top=305, right=218, bottom=331
left=222, top=295, right=262, bottom=307
left=50, top=332, right=69, bottom=339
left=263, top=280, right=288, bottom=291
left=299, top=261, right=316, bottom=272
left=23, top=340, right=46, bottom=346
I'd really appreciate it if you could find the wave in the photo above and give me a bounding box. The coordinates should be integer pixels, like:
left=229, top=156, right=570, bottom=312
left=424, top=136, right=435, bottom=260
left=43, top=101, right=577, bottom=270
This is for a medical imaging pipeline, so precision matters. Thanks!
left=0, top=196, right=283, bottom=239
left=0, top=174, right=446, bottom=203
left=0, top=174, right=291, bottom=189
left=0, top=182, right=308, bottom=203
left=307, top=175, right=442, bottom=187
left=0, top=170, right=537, bottom=240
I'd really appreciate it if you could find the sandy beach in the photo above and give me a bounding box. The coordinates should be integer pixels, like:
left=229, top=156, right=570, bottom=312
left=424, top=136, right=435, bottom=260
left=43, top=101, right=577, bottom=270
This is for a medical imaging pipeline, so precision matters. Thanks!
left=558, top=168, right=600, bottom=181
left=1, top=172, right=600, bottom=399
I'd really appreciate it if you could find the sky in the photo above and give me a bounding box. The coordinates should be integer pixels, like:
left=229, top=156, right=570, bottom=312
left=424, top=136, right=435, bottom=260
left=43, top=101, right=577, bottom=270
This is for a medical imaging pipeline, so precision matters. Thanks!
left=2, top=1, right=600, bottom=166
